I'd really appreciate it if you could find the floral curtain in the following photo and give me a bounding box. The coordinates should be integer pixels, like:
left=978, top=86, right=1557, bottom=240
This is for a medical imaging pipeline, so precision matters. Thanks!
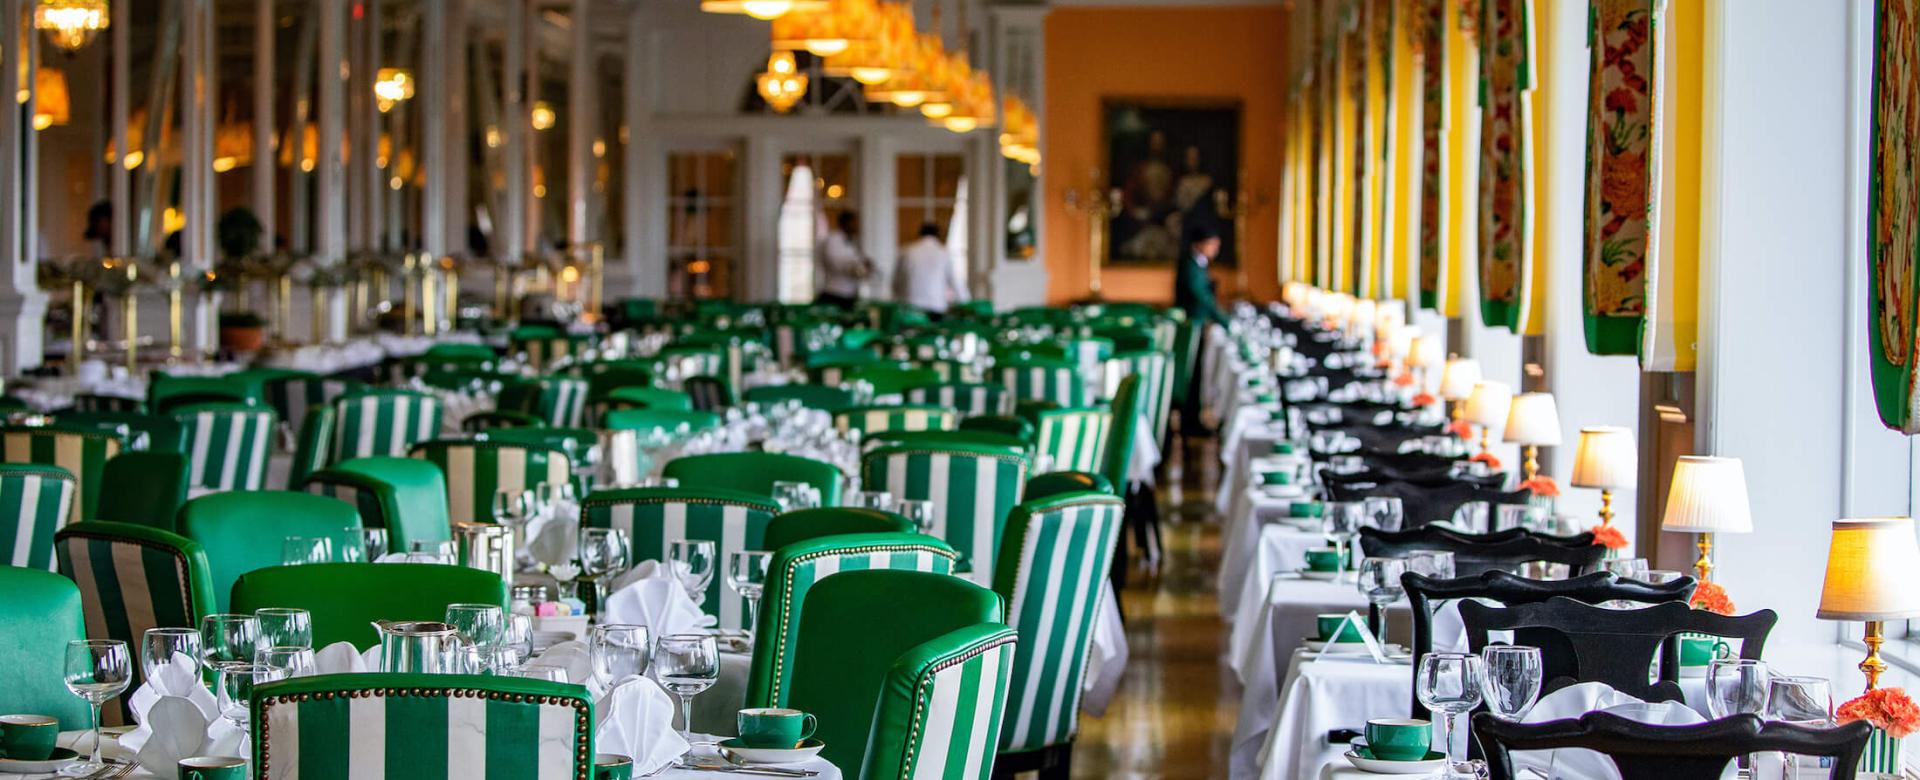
left=1871, top=0, right=1920, bottom=431
left=1477, top=0, right=1532, bottom=330
left=1415, top=0, right=1448, bottom=310
left=1580, top=0, right=1652, bottom=355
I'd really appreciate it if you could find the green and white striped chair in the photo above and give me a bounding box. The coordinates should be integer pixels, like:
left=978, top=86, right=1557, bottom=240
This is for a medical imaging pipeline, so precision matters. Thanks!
left=251, top=673, right=593, bottom=779
left=0, top=464, right=78, bottom=569
left=260, top=373, right=358, bottom=445
left=410, top=439, right=573, bottom=525
left=862, top=442, right=1027, bottom=585
left=580, top=486, right=780, bottom=631
left=997, top=360, right=1087, bottom=408
left=171, top=403, right=276, bottom=493
left=1106, top=350, right=1176, bottom=448
left=990, top=492, right=1125, bottom=772
left=302, top=456, right=454, bottom=553
left=745, top=533, right=959, bottom=710
left=500, top=376, right=589, bottom=428
left=861, top=623, right=1019, bottom=780
left=1, top=424, right=123, bottom=526
left=328, top=390, right=443, bottom=463
left=287, top=406, right=336, bottom=489
left=905, top=382, right=1009, bottom=418
left=834, top=405, right=958, bottom=436
left=52, top=521, right=215, bottom=725
left=514, top=332, right=596, bottom=372
left=1028, top=407, right=1113, bottom=475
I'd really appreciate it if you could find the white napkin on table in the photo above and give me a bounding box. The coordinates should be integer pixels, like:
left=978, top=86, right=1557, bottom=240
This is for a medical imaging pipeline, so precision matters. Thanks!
left=118, top=652, right=247, bottom=775
left=526, top=500, right=582, bottom=568
left=1512, top=682, right=1722, bottom=780
left=312, top=641, right=381, bottom=674
left=528, top=640, right=593, bottom=687
left=594, top=675, right=691, bottom=776
left=604, top=567, right=717, bottom=639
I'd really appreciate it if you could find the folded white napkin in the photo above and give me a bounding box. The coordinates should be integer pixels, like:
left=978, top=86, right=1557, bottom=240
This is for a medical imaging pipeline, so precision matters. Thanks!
left=604, top=565, right=716, bottom=639
left=594, top=675, right=690, bottom=776
left=526, top=501, right=582, bottom=568
left=118, top=652, right=246, bottom=775
left=1514, top=682, right=1720, bottom=780
left=312, top=641, right=381, bottom=674
left=528, top=640, right=593, bottom=686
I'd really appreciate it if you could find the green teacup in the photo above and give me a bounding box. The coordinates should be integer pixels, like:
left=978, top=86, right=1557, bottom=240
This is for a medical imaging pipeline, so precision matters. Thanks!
left=1316, top=613, right=1363, bottom=643
left=1679, top=636, right=1731, bottom=667
left=1304, top=549, right=1343, bottom=573
left=594, top=753, right=635, bottom=780
left=1258, top=470, right=1293, bottom=486
left=178, top=756, right=247, bottom=780
left=1363, top=718, right=1432, bottom=761
left=1290, top=502, right=1324, bottom=519
left=737, top=707, right=818, bottom=749
left=1272, top=442, right=1298, bottom=456
left=0, top=714, right=58, bottom=761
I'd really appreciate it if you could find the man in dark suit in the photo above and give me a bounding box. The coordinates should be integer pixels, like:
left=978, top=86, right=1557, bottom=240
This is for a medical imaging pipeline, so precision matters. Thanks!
left=1176, top=223, right=1231, bottom=437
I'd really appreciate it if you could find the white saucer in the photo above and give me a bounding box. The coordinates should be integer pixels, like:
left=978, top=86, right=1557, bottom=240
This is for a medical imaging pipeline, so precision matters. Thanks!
left=1344, top=744, right=1448, bottom=774
left=1303, top=639, right=1368, bottom=652
left=0, top=748, right=80, bottom=774
left=1299, top=569, right=1340, bottom=581
left=1680, top=665, right=1708, bottom=678
left=719, top=738, right=825, bottom=765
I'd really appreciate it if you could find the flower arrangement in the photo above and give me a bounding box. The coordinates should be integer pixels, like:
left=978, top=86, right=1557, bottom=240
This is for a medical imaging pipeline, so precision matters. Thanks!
left=1469, top=451, right=1503, bottom=470
left=1688, top=581, right=1736, bottom=616
left=1519, top=475, right=1562, bottom=497
left=1590, top=524, right=1628, bottom=550
left=1446, top=419, right=1474, bottom=439
left=1839, top=687, right=1920, bottom=739
left=1412, top=391, right=1438, bottom=407
left=1392, top=372, right=1416, bottom=387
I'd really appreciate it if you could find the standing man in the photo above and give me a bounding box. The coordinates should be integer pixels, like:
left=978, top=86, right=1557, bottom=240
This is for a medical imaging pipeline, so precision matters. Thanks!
left=816, top=211, right=871, bottom=309
left=1176, top=223, right=1231, bottom=437
left=895, top=222, right=967, bottom=318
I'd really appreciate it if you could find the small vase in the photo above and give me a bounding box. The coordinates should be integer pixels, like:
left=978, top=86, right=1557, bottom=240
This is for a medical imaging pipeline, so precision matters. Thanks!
left=1862, top=726, right=1905, bottom=777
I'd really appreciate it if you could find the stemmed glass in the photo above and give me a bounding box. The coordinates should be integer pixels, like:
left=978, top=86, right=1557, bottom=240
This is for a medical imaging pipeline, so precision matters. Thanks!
left=1407, top=551, right=1456, bottom=580
left=141, top=627, right=201, bottom=679
left=896, top=500, right=937, bottom=534
left=60, top=640, right=130, bottom=777
left=255, top=646, right=317, bottom=678
left=407, top=540, right=458, bottom=564
left=217, top=663, right=286, bottom=733
left=1322, top=502, right=1362, bottom=583
left=1357, top=557, right=1408, bottom=646
left=669, top=540, right=717, bottom=608
left=281, top=536, right=333, bottom=566
left=1416, top=652, right=1486, bottom=779
left=1478, top=646, right=1543, bottom=721
left=1767, top=675, right=1834, bottom=777
left=359, top=528, right=391, bottom=561
left=655, top=634, right=720, bottom=740
left=1599, top=558, right=1650, bottom=581
left=446, top=603, right=507, bottom=648
left=849, top=490, right=894, bottom=512
left=728, top=551, right=774, bottom=642
left=504, top=613, right=536, bottom=666
left=199, top=614, right=261, bottom=699
left=578, top=527, right=631, bottom=618
left=1362, top=496, right=1404, bottom=533
left=255, top=608, right=313, bottom=649
left=1707, top=658, right=1772, bottom=719
left=493, top=488, right=534, bottom=527
left=588, top=624, right=652, bottom=690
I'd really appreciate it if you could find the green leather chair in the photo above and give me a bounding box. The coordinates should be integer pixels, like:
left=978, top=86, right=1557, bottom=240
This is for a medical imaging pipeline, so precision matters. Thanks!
left=288, top=405, right=336, bottom=488
left=302, top=456, right=453, bottom=552
left=583, top=363, right=657, bottom=404
left=746, top=533, right=958, bottom=711
left=1, top=423, right=124, bottom=526
left=171, top=402, right=277, bottom=493
left=0, top=463, right=76, bottom=569
left=328, top=390, right=444, bottom=463
left=459, top=409, right=546, bottom=431
left=903, top=382, right=1009, bottom=418
left=603, top=408, right=722, bottom=435
left=844, top=367, right=941, bottom=397
left=834, top=405, right=958, bottom=436
left=783, top=570, right=1003, bottom=770
left=1025, top=406, right=1113, bottom=475
left=861, top=623, right=1019, bottom=780
left=1107, top=350, right=1176, bottom=449
left=69, top=393, right=145, bottom=413
left=411, top=438, right=573, bottom=525
left=498, top=376, right=590, bottom=428
left=580, top=486, right=779, bottom=631
left=231, top=563, right=507, bottom=650
left=662, top=452, right=846, bottom=508
left=96, top=451, right=191, bottom=529
left=742, top=384, right=855, bottom=413
left=0, top=568, right=91, bottom=728
left=1023, top=471, right=1114, bottom=502
left=762, top=508, right=915, bottom=552
left=259, top=372, right=359, bottom=443
left=1100, top=375, right=1143, bottom=492
left=862, top=442, right=1027, bottom=585
left=178, top=491, right=363, bottom=611
left=54, top=410, right=187, bottom=453
left=685, top=375, right=733, bottom=411
left=959, top=415, right=1036, bottom=443
left=990, top=492, right=1125, bottom=772
left=148, top=374, right=257, bottom=414
left=52, top=521, right=215, bottom=724
left=606, top=385, right=694, bottom=411
left=997, top=359, right=1087, bottom=408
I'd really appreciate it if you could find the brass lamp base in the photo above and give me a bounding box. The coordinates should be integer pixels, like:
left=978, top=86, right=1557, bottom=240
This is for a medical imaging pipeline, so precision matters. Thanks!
left=1693, top=532, right=1714, bottom=582
left=1864, top=620, right=1889, bottom=691
left=1597, top=488, right=1615, bottom=527
left=1523, top=445, right=1540, bottom=482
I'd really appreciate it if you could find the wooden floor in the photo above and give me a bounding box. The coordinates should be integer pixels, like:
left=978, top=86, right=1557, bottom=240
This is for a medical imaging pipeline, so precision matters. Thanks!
left=1070, top=441, right=1236, bottom=779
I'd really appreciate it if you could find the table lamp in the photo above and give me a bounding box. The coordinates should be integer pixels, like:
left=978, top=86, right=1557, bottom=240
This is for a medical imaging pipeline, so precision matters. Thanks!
left=1659, top=455, right=1752, bottom=582
left=1502, top=392, right=1563, bottom=481
left=1463, top=381, right=1514, bottom=456
left=1570, top=426, right=1635, bottom=527
left=1407, top=335, right=1444, bottom=394
left=1818, top=517, right=1920, bottom=691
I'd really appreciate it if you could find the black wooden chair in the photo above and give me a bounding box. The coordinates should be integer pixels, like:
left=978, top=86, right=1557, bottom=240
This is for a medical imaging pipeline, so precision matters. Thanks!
left=1459, top=597, right=1777, bottom=704
left=1360, top=526, right=1604, bottom=578
left=1472, top=711, right=1871, bottom=780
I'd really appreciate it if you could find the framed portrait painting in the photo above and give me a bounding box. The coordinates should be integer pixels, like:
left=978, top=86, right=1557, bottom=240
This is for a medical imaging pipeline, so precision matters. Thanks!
left=1102, top=99, right=1243, bottom=267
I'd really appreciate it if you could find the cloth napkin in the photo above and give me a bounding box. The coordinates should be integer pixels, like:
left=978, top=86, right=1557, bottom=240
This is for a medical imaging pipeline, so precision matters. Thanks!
left=118, top=652, right=245, bottom=775
left=594, top=675, right=690, bottom=776
left=1513, top=682, right=1723, bottom=780
left=526, top=500, right=582, bottom=568
left=528, top=640, right=593, bottom=687
left=604, top=564, right=716, bottom=639
left=313, top=641, right=382, bottom=674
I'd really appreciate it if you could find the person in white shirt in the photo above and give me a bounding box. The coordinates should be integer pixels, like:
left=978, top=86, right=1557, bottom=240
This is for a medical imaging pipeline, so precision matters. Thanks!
left=894, top=222, right=968, bottom=317
left=815, top=211, right=871, bottom=309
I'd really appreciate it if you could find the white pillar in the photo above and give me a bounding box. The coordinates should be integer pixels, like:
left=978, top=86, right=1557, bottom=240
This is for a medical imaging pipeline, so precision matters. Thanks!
left=181, top=0, right=217, bottom=355
left=568, top=0, right=594, bottom=249
left=251, top=0, right=273, bottom=250
left=501, top=0, right=527, bottom=263
left=421, top=0, right=447, bottom=258
left=622, top=2, right=663, bottom=297
left=857, top=135, right=896, bottom=299
left=445, top=0, right=469, bottom=257
left=523, top=5, right=543, bottom=256
left=0, top=0, right=45, bottom=374
left=314, top=0, right=349, bottom=341
left=742, top=136, right=783, bottom=302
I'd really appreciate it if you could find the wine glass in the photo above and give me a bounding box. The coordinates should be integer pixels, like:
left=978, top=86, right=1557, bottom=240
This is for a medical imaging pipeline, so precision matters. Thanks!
left=849, top=490, right=894, bottom=512
left=1767, top=675, right=1834, bottom=777
left=217, top=663, right=286, bottom=731
left=1479, top=645, right=1543, bottom=721
left=1357, top=557, right=1409, bottom=646
left=281, top=536, right=333, bottom=566
left=1416, top=652, right=1486, bottom=779
left=668, top=539, right=717, bottom=607
left=728, top=550, right=774, bottom=642
left=655, top=634, right=720, bottom=740
left=578, top=527, right=630, bottom=618
left=255, top=646, right=317, bottom=678
left=445, top=603, right=507, bottom=648
left=1707, top=658, right=1772, bottom=719
left=407, top=539, right=458, bottom=564
left=60, top=640, right=131, bottom=777
left=141, top=627, right=201, bottom=679
left=896, top=499, right=937, bottom=534
left=1322, top=502, right=1362, bottom=583
left=1407, top=551, right=1457, bottom=580
left=504, top=613, right=536, bottom=665
left=1362, top=496, right=1404, bottom=532
left=255, top=607, right=314, bottom=649
left=511, top=664, right=570, bottom=682
left=199, top=613, right=261, bottom=679
left=588, top=624, right=652, bottom=689
left=358, top=527, right=390, bottom=561
left=1599, top=557, right=1650, bottom=581
left=493, top=488, right=533, bottom=527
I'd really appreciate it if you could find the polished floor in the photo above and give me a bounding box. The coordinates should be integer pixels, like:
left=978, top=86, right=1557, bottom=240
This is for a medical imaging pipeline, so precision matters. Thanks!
left=1071, top=441, right=1236, bottom=779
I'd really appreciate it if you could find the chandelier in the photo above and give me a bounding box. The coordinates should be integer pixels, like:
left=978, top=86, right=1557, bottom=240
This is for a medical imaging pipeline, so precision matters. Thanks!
left=763, top=0, right=1006, bottom=136
left=756, top=51, right=808, bottom=113
left=702, top=0, right=826, bottom=21
left=34, top=0, right=109, bottom=53
left=374, top=68, right=414, bottom=113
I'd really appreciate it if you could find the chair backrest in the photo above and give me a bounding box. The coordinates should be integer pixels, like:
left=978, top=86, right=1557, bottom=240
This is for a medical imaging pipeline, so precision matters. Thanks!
left=997, top=360, right=1087, bottom=408
left=835, top=404, right=959, bottom=435
left=1359, top=526, right=1606, bottom=577
left=0, top=463, right=76, bottom=569
left=991, top=492, right=1125, bottom=753
left=580, top=486, right=781, bottom=630
left=502, top=376, right=588, bottom=427
left=863, top=442, right=1028, bottom=585
left=605, top=384, right=692, bottom=411
left=178, top=491, right=364, bottom=611
left=328, top=390, right=443, bottom=463
left=0, top=568, right=90, bottom=727
left=662, top=451, right=846, bottom=508
left=762, top=508, right=917, bottom=551
left=746, top=533, right=958, bottom=709
left=1099, top=375, right=1142, bottom=490
left=148, top=374, right=257, bottom=413
left=1458, top=597, right=1778, bottom=703
left=1473, top=711, right=1871, bottom=780
left=1329, top=479, right=1526, bottom=529
left=1, top=423, right=123, bottom=525
left=785, top=570, right=1003, bottom=770
left=959, top=415, right=1036, bottom=443
left=410, top=439, right=573, bottom=525
left=170, top=402, right=277, bottom=493
left=71, top=393, right=145, bottom=413
left=685, top=375, right=734, bottom=411
left=252, top=672, right=592, bottom=779
left=1106, top=350, right=1175, bottom=446
left=1027, top=407, right=1112, bottom=474
left=53, top=521, right=215, bottom=724
left=260, top=373, right=358, bottom=439
left=54, top=410, right=187, bottom=453
left=288, top=405, right=336, bottom=488
left=859, top=624, right=1019, bottom=780
left=743, top=384, right=856, bottom=413
left=602, top=407, right=723, bottom=435
left=303, top=456, right=453, bottom=551
left=1022, top=471, right=1114, bottom=502
left=846, top=366, right=943, bottom=396
left=459, top=409, right=547, bottom=431
left=96, top=451, right=191, bottom=529
left=231, top=562, right=507, bottom=649
left=904, top=382, right=1009, bottom=418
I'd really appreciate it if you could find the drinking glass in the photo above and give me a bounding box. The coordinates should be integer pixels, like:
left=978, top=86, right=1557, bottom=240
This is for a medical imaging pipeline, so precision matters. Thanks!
left=1362, top=496, right=1404, bottom=532
left=511, top=664, right=569, bottom=682
left=1407, top=551, right=1457, bottom=580
left=407, top=539, right=458, bottom=564
left=1416, top=652, right=1486, bottom=778
left=360, top=527, right=391, bottom=561
left=728, top=550, right=774, bottom=642
left=281, top=536, right=333, bottom=566
left=1767, top=675, right=1834, bottom=777
left=1707, top=658, right=1772, bottom=719
left=493, top=489, right=533, bottom=526
left=655, top=634, right=720, bottom=740
left=1322, top=502, right=1362, bottom=582
left=849, top=490, right=895, bottom=512
left=896, top=499, right=937, bottom=534
left=255, top=646, right=317, bottom=678
left=588, top=624, right=652, bottom=689
left=1479, top=646, right=1543, bottom=721
left=217, top=663, right=286, bottom=730
left=1495, top=504, right=1546, bottom=532
left=1600, top=558, right=1650, bottom=581
left=454, top=645, right=520, bottom=674
left=141, top=627, right=201, bottom=679
left=668, top=539, right=717, bottom=607
left=61, top=640, right=131, bottom=777
left=255, top=607, right=314, bottom=649
left=1357, top=557, right=1409, bottom=646
left=504, top=613, right=536, bottom=664
left=578, top=528, right=630, bottom=579
left=446, top=603, right=507, bottom=648
left=199, top=614, right=262, bottom=673
left=1450, top=501, right=1491, bottom=533
left=771, top=480, right=816, bottom=512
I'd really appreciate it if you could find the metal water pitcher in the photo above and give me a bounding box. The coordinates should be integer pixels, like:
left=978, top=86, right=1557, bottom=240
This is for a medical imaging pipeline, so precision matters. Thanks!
left=451, top=522, right=515, bottom=584
left=373, top=620, right=460, bottom=674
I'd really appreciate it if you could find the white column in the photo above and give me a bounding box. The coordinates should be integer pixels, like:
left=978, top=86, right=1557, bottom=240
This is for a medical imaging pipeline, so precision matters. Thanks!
left=421, top=0, right=447, bottom=258
left=742, top=136, right=784, bottom=302
left=501, top=0, right=527, bottom=262
left=857, top=135, right=896, bottom=299
left=568, top=0, right=594, bottom=249
left=965, top=132, right=993, bottom=299
left=181, top=0, right=217, bottom=356
left=0, top=0, right=45, bottom=374
left=315, top=0, right=349, bottom=341
left=523, top=5, right=543, bottom=256
left=445, top=0, right=469, bottom=257
left=347, top=0, right=369, bottom=250
left=622, top=2, right=663, bottom=297
left=251, top=0, right=273, bottom=249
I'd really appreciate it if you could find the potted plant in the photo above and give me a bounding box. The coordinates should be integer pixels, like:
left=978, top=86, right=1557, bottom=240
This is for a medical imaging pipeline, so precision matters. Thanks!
left=1839, top=687, right=1920, bottom=777
left=219, top=310, right=267, bottom=352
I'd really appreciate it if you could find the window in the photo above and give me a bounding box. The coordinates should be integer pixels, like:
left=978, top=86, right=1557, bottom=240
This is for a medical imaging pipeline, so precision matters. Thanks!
left=777, top=153, right=856, bottom=303
left=666, top=151, right=738, bottom=299
left=896, top=153, right=968, bottom=289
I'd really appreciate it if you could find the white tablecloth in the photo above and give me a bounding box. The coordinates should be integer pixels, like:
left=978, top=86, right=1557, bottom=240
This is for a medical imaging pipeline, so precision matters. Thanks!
left=1219, top=487, right=1318, bottom=623
left=1226, top=523, right=1349, bottom=650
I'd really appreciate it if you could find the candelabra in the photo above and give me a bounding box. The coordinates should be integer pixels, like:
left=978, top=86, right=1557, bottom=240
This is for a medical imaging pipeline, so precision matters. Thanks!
left=1062, top=170, right=1117, bottom=299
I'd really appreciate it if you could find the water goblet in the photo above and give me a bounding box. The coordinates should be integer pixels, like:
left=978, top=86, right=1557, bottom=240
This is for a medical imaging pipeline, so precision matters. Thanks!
left=504, top=613, right=536, bottom=664
left=445, top=603, right=507, bottom=648
left=141, top=627, right=201, bottom=679
left=588, top=624, right=652, bottom=688
left=60, top=640, right=131, bottom=777
left=728, top=550, right=774, bottom=642
left=1416, top=652, right=1486, bottom=779
left=1322, top=502, right=1362, bottom=583
left=281, top=535, right=333, bottom=566
left=1362, top=496, right=1404, bottom=532
left=1767, top=675, right=1834, bottom=777
left=493, top=488, right=533, bottom=527
left=896, top=499, right=937, bottom=534
left=217, top=663, right=286, bottom=730
left=1707, top=658, right=1772, bottom=719
left=511, top=664, right=569, bottom=682
left=1599, top=557, right=1650, bottom=581
left=1357, top=557, right=1409, bottom=646
left=407, top=539, right=459, bottom=564
left=1478, top=645, right=1543, bottom=721
left=199, top=613, right=261, bottom=677
left=254, top=646, right=317, bottom=678
left=1407, top=551, right=1456, bottom=580
left=668, top=539, right=717, bottom=607
left=254, top=607, right=314, bottom=649
left=655, top=634, right=720, bottom=740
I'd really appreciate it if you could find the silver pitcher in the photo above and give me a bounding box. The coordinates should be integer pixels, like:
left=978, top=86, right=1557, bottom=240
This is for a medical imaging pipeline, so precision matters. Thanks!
left=373, top=620, right=460, bottom=673
left=451, top=522, right=516, bottom=584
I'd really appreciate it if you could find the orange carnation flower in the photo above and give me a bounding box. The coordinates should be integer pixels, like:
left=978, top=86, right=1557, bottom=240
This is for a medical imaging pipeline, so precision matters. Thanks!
left=1446, top=420, right=1474, bottom=439
left=1393, top=373, right=1416, bottom=387
left=1689, top=581, right=1736, bottom=616
left=1591, top=524, right=1628, bottom=550
left=1469, top=451, right=1503, bottom=470
left=1520, top=476, right=1561, bottom=497
left=1413, top=392, right=1439, bottom=407
left=1840, top=687, right=1920, bottom=739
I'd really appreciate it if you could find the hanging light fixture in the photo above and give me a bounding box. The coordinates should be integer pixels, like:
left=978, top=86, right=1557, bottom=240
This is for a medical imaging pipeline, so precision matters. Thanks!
left=31, top=68, right=69, bottom=131
left=34, top=0, right=109, bottom=54
left=374, top=68, right=415, bottom=113
left=756, top=50, right=809, bottom=113
left=701, top=0, right=826, bottom=21
left=531, top=101, right=556, bottom=131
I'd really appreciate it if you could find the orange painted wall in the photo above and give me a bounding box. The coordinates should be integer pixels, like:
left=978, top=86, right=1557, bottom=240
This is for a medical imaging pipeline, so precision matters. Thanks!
left=1042, top=6, right=1288, bottom=305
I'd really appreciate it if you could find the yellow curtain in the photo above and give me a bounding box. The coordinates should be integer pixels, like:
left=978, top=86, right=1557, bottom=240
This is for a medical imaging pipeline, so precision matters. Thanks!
left=1440, top=0, right=1480, bottom=318
left=1360, top=0, right=1389, bottom=299
left=1641, top=0, right=1703, bottom=370
left=1387, top=0, right=1420, bottom=302
left=1520, top=0, right=1549, bottom=335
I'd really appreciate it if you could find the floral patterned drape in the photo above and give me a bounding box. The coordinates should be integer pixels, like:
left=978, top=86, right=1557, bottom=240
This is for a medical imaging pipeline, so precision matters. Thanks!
left=1871, top=0, right=1920, bottom=432
left=1415, top=0, right=1448, bottom=310
left=1477, top=0, right=1532, bottom=330
left=1580, top=0, right=1652, bottom=355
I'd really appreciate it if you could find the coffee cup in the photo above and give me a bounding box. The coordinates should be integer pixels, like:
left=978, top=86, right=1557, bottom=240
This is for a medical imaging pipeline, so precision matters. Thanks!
left=1304, top=549, right=1342, bottom=573
left=1258, top=471, right=1292, bottom=486
left=736, top=707, right=817, bottom=749
left=594, top=753, right=634, bottom=780
left=178, top=756, right=247, bottom=780
left=1363, top=718, right=1432, bottom=761
left=0, top=715, right=58, bottom=761
left=1316, top=613, right=1362, bottom=643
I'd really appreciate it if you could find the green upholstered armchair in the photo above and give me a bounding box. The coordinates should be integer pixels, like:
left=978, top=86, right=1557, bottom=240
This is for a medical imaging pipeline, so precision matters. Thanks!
left=302, top=456, right=453, bottom=552
left=834, top=405, right=957, bottom=436
left=259, top=372, right=359, bottom=442
left=662, top=451, right=846, bottom=508
left=327, top=389, right=444, bottom=462
left=996, top=360, right=1088, bottom=408
left=1022, top=472, right=1114, bottom=502
left=96, top=451, right=191, bottom=529
left=1099, top=376, right=1142, bottom=493
left=742, top=384, right=856, bottom=413
left=862, top=442, right=1027, bottom=585
left=903, top=382, right=1009, bottom=418
left=602, top=408, right=722, bottom=435
left=745, top=533, right=958, bottom=711
left=859, top=624, right=1019, bottom=780
left=288, top=405, right=336, bottom=488
left=410, top=439, right=573, bottom=525
left=0, top=423, right=123, bottom=526
left=54, top=409, right=187, bottom=453
left=1106, top=350, right=1176, bottom=450
left=147, top=374, right=257, bottom=414
left=0, top=567, right=91, bottom=728
left=178, top=491, right=363, bottom=611
left=497, top=376, right=590, bottom=428
left=170, top=402, right=277, bottom=493
left=762, top=508, right=916, bottom=552
left=0, top=463, right=75, bottom=569
left=580, top=486, right=780, bottom=631
left=230, top=562, right=507, bottom=650
left=1024, top=407, right=1113, bottom=475
left=52, top=521, right=215, bottom=724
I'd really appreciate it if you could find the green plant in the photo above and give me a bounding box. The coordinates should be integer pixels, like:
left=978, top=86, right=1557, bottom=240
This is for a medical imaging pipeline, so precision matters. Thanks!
left=219, top=311, right=266, bottom=329
left=217, top=207, right=264, bottom=261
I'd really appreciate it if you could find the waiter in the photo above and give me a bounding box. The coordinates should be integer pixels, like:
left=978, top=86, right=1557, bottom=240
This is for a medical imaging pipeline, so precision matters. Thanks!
left=1175, top=223, right=1231, bottom=437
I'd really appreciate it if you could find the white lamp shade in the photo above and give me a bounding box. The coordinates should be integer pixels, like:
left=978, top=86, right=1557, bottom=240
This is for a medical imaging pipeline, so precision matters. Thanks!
left=1818, top=517, right=1920, bottom=621
left=1348, top=299, right=1377, bottom=332
left=1569, top=426, right=1636, bottom=490
left=1388, top=326, right=1419, bottom=359
left=1439, top=359, right=1483, bottom=401
left=1463, top=381, right=1513, bottom=427
left=1660, top=455, right=1752, bottom=534
left=1502, top=393, right=1563, bottom=446
left=1408, top=335, right=1443, bottom=369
